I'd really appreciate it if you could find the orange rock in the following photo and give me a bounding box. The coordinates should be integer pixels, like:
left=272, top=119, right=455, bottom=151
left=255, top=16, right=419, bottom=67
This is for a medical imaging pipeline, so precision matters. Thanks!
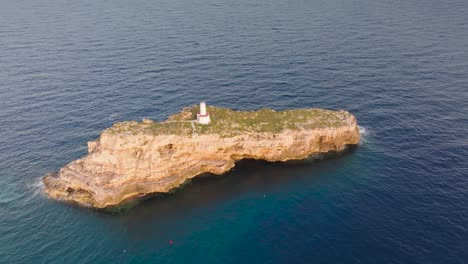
left=43, top=106, right=360, bottom=208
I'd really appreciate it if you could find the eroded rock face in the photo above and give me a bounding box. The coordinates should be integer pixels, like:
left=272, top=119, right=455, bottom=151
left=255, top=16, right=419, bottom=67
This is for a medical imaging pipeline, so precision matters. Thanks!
left=43, top=107, right=360, bottom=208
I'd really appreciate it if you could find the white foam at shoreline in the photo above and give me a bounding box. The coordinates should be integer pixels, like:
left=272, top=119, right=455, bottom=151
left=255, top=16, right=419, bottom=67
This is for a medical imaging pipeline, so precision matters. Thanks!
left=358, top=125, right=369, bottom=144
left=26, top=177, right=45, bottom=199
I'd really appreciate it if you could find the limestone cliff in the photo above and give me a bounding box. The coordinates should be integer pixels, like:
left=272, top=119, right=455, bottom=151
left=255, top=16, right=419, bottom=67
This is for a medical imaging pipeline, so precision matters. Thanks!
left=43, top=106, right=360, bottom=208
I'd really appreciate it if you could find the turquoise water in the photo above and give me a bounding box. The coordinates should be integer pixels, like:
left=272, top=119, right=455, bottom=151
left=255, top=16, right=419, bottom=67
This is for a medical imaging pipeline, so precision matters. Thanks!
left=1, top=0, right=467, bottom=262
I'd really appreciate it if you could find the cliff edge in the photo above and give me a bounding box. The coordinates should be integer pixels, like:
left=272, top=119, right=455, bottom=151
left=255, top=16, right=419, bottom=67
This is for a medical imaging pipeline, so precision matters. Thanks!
left=43, top=105, right=360, bottom=208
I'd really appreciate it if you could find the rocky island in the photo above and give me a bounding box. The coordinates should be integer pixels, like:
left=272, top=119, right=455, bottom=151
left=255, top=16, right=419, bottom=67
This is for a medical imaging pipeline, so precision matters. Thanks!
left=43, top=103, right=360, bottom=208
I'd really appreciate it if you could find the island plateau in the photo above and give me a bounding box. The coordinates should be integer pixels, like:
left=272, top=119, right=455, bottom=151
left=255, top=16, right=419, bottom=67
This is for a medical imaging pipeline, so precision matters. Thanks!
left=43, top=104, right=360, bottom=208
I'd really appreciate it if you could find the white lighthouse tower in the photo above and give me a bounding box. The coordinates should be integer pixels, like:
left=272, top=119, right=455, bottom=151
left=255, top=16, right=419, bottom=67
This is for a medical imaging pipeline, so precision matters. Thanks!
left=197, top=101, right=211, bottom=124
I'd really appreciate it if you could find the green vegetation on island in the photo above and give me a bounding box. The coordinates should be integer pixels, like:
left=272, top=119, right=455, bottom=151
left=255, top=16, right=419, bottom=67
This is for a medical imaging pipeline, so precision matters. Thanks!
left=106, top=105, right=350, bottom=137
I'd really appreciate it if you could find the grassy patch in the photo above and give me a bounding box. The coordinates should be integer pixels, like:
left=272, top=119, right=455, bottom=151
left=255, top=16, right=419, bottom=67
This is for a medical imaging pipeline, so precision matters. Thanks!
left=106, top=105, right=351, bottom=137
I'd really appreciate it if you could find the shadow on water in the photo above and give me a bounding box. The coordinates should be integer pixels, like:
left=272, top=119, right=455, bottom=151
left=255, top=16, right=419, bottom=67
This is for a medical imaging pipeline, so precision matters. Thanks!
left=98, top=146, right=358, bottom=219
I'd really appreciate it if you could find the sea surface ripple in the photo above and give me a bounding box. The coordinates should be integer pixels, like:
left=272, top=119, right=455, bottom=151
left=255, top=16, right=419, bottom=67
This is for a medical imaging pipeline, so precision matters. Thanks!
left=0, top=0, right=467, bottom=263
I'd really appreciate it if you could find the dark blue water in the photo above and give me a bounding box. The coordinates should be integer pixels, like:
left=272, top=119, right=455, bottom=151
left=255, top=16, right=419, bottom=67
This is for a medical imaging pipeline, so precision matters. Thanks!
left=1, top=0, right=467, bottom=262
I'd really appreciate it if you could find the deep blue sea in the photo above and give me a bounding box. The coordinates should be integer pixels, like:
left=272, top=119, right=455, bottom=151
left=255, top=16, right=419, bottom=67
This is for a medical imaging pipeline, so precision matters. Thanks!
left=1, top=0, right=468, bottom=263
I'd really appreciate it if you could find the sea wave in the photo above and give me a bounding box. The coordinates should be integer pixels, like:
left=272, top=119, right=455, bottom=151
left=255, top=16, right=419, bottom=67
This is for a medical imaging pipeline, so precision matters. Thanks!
left=0, top=182, right=22, bottom=205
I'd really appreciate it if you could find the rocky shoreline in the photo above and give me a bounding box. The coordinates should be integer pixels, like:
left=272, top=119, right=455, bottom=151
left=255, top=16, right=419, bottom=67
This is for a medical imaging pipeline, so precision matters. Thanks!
left=43, top=105, right=360, bottom=208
